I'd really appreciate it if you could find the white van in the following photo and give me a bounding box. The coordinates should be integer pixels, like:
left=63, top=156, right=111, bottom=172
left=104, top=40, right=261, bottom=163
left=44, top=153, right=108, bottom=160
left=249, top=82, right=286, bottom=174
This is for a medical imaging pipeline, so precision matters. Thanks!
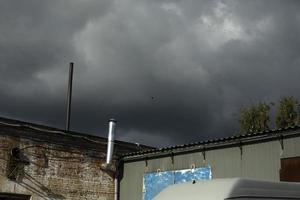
left=154, top=178, right=300, bottom=200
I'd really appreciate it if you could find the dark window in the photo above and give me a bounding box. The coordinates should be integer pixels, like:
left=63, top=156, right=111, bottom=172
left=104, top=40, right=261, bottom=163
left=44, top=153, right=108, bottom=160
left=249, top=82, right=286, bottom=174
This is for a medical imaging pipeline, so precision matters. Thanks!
left=280, top=156, right=300, bottom=182
left=0, top=193, right=31, bottom=200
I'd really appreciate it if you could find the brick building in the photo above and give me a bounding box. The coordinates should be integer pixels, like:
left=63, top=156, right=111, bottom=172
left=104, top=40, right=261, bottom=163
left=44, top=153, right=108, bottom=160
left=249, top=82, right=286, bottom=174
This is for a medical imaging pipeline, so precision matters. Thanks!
left=0, top=117, right=150, bottom=200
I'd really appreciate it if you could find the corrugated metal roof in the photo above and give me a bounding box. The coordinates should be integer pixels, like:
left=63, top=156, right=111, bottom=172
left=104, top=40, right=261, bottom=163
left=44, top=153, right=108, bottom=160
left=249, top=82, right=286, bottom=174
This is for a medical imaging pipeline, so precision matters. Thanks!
left=122, top=126, right=300, bottom=160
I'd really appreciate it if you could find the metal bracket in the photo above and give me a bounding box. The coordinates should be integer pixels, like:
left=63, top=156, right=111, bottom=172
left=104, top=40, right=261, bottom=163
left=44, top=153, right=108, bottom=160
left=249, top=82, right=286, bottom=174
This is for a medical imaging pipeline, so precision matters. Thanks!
left=201, top=148, right=206, bottom=163
left=170, top=153, right=174, bottom=166
left=190, top=163, right=196, bottom=170
left=144, top=159, right=149, bottom=172
left=7, top=147, right=29, bottom=181
left=239, top=141, right=243, bottom=160
left=279, top=135, right=284, bottom=151
left=279, top=135, right=284, bottom=156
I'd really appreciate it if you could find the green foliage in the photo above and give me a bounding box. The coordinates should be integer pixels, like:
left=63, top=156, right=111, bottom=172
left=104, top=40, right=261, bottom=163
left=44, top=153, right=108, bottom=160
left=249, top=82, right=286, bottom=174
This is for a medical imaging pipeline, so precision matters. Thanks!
left=275, top=96, right=299, bottom=128
left=239, top=102, right=271, bottom=133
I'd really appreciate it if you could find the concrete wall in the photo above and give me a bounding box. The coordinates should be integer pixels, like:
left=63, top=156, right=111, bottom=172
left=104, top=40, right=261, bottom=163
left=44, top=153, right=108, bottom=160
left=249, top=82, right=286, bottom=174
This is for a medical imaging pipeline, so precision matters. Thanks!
left=0, top=135, right=114, bottom=200
left=120, top=136, right=300, bottom=200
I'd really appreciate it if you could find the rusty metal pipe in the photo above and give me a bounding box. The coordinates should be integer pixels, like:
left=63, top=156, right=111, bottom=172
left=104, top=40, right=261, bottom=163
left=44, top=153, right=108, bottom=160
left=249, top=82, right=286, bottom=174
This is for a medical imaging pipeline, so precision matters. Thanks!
left=65, top=62, right=74, bottom=131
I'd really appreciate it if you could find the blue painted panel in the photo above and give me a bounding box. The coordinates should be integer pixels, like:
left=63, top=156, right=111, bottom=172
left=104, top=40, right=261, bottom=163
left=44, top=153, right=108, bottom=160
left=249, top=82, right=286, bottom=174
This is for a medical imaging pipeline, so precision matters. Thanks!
left=174, top=167, right=212, bottom=184
left=143, top=166, right=211, bottom=200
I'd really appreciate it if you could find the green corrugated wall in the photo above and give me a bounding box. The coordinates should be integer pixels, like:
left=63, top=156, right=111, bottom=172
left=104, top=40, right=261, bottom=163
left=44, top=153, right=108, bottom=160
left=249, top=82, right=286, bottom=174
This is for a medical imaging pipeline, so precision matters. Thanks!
left=120, top=136, right=300, bottom=200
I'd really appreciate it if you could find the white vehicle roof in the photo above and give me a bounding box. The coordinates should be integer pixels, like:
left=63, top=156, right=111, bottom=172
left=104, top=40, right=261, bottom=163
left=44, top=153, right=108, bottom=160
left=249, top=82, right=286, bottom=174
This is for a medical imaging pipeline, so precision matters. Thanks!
left=154, top=178, right=300, bottom=200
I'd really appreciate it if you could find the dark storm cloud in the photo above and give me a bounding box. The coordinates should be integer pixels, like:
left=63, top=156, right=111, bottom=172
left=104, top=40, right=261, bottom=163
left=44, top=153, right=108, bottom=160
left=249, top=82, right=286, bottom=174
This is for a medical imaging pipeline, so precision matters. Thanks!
left=0, top=0, right=112, bottom=121
left=1, top=0, right=300, bottom=147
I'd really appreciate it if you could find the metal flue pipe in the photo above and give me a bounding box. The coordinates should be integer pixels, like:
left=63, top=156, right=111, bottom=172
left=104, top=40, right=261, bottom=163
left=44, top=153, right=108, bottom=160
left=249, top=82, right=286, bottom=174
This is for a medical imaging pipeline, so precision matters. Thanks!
left=106, top=119, right=117, bottom=164
left=65, top=62, right=74, bottom=131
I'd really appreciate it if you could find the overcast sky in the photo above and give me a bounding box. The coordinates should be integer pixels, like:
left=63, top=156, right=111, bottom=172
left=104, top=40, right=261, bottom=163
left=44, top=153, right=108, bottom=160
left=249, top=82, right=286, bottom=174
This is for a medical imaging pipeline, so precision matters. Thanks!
left=1, top=0, right=300, bottom=147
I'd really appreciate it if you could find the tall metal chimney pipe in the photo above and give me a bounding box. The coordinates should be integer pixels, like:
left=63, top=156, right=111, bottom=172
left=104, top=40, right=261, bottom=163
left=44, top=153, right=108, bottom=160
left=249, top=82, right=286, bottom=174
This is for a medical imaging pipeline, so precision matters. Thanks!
left=106, top=119, right=117, bottom=164
left=65, top=62, right=74, bottom=131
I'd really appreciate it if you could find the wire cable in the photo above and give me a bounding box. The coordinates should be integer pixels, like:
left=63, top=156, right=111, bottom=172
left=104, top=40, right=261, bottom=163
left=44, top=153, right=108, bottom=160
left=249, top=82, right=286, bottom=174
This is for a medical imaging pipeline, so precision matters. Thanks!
left=0, top=121, right=105, bottom=144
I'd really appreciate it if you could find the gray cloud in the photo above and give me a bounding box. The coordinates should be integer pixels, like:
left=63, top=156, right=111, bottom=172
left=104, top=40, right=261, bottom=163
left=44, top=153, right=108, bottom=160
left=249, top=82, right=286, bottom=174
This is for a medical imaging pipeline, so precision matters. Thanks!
left=1, top=0, right=300, bottom=147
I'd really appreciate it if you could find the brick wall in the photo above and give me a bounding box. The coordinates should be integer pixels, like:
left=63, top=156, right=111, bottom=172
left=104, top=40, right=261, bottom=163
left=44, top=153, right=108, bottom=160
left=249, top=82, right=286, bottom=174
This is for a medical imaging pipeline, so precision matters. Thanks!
left=0, top=117, right=153, bottom=200
left=0, top=135, right=116, bottom=200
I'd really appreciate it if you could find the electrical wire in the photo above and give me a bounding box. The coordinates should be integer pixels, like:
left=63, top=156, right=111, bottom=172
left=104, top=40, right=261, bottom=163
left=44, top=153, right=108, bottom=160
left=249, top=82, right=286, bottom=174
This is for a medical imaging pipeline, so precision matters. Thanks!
left=0, top=119, right=143, bottom=153
left=0, top=144, right=106, bottom=165
left=0, top=121, right=105, bottom=144
left=0, top=120, right=140, bottom=159
left=0, top=121, right=109, bottom=154
left=0, top=120, right=130, bottom=164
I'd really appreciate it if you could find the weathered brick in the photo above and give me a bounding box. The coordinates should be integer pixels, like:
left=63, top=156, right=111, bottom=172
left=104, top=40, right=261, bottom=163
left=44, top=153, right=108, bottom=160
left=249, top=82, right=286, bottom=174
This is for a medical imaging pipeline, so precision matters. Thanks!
left=0, top=118, right=150, bottom=199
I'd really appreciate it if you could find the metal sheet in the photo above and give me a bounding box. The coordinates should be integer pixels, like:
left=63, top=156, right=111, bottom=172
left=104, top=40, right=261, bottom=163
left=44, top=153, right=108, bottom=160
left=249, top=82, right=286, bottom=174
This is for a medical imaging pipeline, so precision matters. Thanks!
left=120, top=161, right=145, bottom=200
left=120, top=136, right=300, bottom=200
left=282, top=137, right=300, bottom=158
left=241, top=141, right=280, bottom=181
left=143, top=167, right=211, bottom=200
